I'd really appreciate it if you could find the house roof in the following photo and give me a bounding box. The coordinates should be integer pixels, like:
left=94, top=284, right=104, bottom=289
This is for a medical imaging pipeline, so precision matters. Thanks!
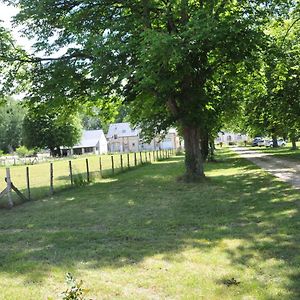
left=73, top=130, right=106, bottom=148
left=168, top=128, right=177, bottom=134
left=107, top=123, right=140, bottom=138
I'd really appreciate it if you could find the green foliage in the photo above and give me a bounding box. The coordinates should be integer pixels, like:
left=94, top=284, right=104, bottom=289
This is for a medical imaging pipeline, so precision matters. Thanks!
left=224, top=14, right=300, bottom=141
left=15, top=145, right=34, bottom=157
left=62, top=273, right=87, bottom=300
left=0, top=26, right=29, bottom=96
left=2, top=0, right=297, bottom=176
left=23, top=103, right=82, bottom=156
left=0, top=98, right=26, bottom=153
left=73, top=173, right=88, bottom=187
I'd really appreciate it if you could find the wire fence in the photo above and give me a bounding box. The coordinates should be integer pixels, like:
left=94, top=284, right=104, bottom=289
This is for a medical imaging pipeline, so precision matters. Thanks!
left=0, top=149, right=175, bottom=208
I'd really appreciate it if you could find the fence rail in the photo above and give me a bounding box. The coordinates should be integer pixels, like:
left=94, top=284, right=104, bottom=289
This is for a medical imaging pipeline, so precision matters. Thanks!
left=0, top=149, right=175, bottom=208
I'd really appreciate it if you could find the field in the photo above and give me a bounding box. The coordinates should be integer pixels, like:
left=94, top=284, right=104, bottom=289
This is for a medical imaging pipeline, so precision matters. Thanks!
left=0, top=149, right=299, bottom=299
left=0, top=151, right=162, bottom=207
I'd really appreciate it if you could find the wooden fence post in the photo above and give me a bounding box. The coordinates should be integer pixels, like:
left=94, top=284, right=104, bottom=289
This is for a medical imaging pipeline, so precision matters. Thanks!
left=134, top=153, right=137, bottom=166
left=6, top=168, right=13, bottom=208
left=139, top=151, right=143, bottom=164
left=99, top=157, right=103, bottom=177
left=111, top=155, right=115, bottom=175
left=144, top=151, right=147, bottom=163
left=127, top=153, right=130, bottom=168
left=120, top=154, right=123, bottom=171
left=26, top=167, right=31, bottom=200
left=50, top=162, right=54, bottom=196
left=149, top=152, right=151, bottom=163
left=86, top=158, right=90, bottom=182
left=69, top=161, right=73, bottom=186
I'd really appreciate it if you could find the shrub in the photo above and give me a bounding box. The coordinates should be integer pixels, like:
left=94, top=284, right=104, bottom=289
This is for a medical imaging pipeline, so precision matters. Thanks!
left=73, top=173, right=88, bottom=187
left=15, top=146, right=34, bottom=157
left=62, top=273, right=88, bottom=300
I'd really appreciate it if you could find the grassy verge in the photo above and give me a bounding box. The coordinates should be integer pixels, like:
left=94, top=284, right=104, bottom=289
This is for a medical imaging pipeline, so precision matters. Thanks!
left=0, top=149, right=299, bottom=299
left=249, top=142, right=300, bottom=161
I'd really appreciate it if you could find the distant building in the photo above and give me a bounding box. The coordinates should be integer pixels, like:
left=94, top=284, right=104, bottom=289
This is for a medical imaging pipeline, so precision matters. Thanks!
left=62, top=130, right=108, bottom=155
left=107, top=123, right=140, bottom=152
left=216, top=131, right=249, bottom=145
left=107, top=122, right=182, bottom=152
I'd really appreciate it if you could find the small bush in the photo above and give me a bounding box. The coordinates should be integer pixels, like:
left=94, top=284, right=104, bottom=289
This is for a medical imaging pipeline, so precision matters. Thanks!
left=176, top=150, right=185, bottom=156
left=16, top=146, right=34, bottom=157
left=0, top=150, right=3, bottom=156
left=73, top=173, right=88, bottom=187
left=62, top=273, right=88, bottom=300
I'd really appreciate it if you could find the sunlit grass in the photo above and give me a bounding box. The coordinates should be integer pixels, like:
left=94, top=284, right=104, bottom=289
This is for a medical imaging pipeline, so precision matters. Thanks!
left=0, top=151, right=157, bottom=206
left=0, top=149, right=299, bottom=299
left=249, top=142, right=300, bottom=161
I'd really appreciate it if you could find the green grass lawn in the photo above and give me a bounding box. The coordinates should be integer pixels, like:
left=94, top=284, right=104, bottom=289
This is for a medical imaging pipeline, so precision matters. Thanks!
left=250, top=142, right=300, bottom=161
left=0, top=149, right=299, bottom=299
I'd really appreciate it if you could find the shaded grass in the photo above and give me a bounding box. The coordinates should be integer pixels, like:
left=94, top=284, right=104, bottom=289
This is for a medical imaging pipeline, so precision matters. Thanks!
left=0, top=149, right=299, bottom=299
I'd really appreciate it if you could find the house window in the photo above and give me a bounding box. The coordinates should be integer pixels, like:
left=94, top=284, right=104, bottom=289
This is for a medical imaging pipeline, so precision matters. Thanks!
left=122, top=129, right=126, bottom=133
left=227, top=135, right=232, bottom=141
left=132, top=143, right=135, bottom=146
left=114, top=134, right=118, bottom=139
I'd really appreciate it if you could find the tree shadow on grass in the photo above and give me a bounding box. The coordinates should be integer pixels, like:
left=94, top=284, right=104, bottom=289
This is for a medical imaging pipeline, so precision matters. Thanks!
left=0, top=153, right=299, bottom=298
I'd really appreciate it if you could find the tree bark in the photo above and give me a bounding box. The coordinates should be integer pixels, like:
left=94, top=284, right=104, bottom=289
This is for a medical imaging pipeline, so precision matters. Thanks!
left=209, top=140, right=215, bottom=161
left=290, top=133, right=298, bottom=150
left=182, top=126, right=205, bottom=181
left=272, top=134, right=278, bottom=148
left=200, top=130, right=209, bottom=161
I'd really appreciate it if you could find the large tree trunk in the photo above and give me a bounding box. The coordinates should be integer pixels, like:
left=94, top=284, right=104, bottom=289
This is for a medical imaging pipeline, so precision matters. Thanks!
left=209, top=139, right=215, bottom=161
left=182, top=126, right=205, bottom=181
left=272, top=134, right=278, bottom=148
left=200, top=131, right=209, bottom=161
left=290, top=133, right=298, bottom=150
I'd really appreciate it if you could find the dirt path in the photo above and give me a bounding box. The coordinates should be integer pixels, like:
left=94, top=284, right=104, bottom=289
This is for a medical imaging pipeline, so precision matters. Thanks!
left=232, top=147, right=300, bottom=189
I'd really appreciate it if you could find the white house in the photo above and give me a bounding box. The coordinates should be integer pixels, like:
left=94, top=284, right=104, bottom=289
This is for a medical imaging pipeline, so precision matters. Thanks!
left=216, top=131, right=249, bottom=145
left=107, top=122, right=140, bottom=152
left=62, top=130, right=108, bottom=155
left=107, top=122, right=182, bottom=152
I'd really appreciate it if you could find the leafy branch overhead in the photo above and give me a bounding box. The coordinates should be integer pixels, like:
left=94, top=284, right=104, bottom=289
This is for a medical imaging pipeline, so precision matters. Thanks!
left=1, top=0, right=299, bottom=178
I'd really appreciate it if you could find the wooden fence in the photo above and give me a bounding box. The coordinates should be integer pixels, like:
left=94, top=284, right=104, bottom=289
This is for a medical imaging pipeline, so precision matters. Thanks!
left=0, top=149, right=175, bottom=208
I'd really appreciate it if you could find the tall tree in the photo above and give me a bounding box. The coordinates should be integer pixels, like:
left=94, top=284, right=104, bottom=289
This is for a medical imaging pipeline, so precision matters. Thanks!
left=0, top=98, right=26, bottom=153
left=23, top=104, right=82, bottom=156
left=3, top=0, right=294, bottom=179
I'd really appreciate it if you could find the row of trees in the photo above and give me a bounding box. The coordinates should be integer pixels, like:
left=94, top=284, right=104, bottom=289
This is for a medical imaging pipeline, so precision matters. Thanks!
left=0, top=97, right=128, bottom=156
left=0, top=1, right=299, bottom=179
left=226, top=17, right=300, bottom=149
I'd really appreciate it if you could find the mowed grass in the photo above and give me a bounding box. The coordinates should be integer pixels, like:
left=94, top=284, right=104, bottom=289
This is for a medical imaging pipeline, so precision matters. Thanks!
left=0, top=149, right=299, bottom=299
left=251, top=142, right=300, bottom=161
left=0, top=152, right=152, bottom=207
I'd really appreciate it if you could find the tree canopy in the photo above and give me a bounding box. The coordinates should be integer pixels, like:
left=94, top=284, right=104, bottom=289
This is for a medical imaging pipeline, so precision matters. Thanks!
left=0, top=98, right=26, bottom=153
left=2, top=0, right=299, bottom=178
left=23, top=104, right=82, bottom=156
